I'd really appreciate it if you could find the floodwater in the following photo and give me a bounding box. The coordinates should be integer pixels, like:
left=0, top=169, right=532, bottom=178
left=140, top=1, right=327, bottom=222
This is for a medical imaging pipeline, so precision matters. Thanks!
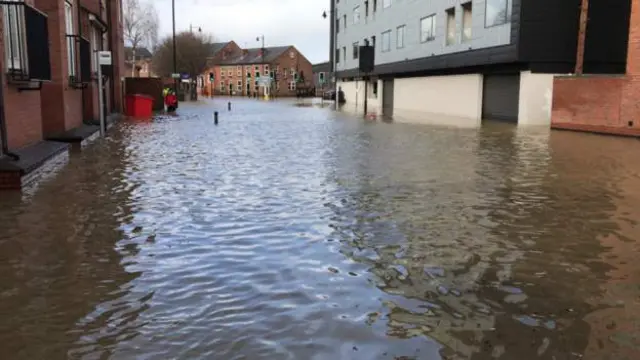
left=1, top=98, right=640, bottom=360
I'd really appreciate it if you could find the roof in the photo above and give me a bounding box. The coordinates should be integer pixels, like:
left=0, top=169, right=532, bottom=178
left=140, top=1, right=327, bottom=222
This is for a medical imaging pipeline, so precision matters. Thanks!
left=209, top=42, right=231, bottom=56
left=218, top=46, right=291, bottom=65
left=312, top=61, right=331, bottom=72
left=124, top=47, right=152, bottom=59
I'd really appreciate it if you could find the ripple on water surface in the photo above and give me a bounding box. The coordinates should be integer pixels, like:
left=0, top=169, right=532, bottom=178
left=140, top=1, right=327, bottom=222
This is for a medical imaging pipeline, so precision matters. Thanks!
left=1, top=99, right=640, bottom=359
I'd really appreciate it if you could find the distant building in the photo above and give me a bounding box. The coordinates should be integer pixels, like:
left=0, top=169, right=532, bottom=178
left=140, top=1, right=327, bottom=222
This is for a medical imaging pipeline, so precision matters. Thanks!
left=312, top=61, right=333, bottom=96
left=200, top=43, right=313, bottom=97
left=124, top=47, right=154, bottom=77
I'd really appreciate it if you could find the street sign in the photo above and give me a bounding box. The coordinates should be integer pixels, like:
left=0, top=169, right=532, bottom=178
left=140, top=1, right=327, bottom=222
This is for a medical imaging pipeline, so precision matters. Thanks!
left=257, top=76, right=271, bottom=85
left=181, top=73, right=190, bottom=80
left=171, top=73, right=181, bottom=79
left=98, top=51, right=112, bottom=65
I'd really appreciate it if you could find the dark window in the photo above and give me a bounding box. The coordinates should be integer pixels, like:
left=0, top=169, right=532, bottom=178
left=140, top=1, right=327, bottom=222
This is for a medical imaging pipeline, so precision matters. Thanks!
left=336, top=48, right=340, bottom=63
left=336, top=18, right=339, bottom=33
left=372, top=35, right=376, bottom=49
left=352, top=42, right=359, bottom=59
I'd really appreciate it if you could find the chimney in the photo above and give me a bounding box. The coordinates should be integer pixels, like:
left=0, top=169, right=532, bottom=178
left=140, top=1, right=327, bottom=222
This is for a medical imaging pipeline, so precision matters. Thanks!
left=242, top=49, right=249, bottom=56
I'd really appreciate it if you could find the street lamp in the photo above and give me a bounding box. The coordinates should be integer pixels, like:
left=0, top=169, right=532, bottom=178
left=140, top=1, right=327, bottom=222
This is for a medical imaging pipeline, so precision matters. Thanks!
left=322, top=9, right=338, bottom=109
left=172, top=0, right=177, bottom=99
left=256, top=35, right=268, bottom=99
left=190, top=24, right=203, bottom=33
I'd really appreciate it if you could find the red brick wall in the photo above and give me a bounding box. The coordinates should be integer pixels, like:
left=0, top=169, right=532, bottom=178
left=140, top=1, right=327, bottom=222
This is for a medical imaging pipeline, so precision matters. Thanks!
left=272, top=47, right=313, bottom=97
left=0, top=0, right=44, bottom=150
left=551, top=0, right=640, bottom=137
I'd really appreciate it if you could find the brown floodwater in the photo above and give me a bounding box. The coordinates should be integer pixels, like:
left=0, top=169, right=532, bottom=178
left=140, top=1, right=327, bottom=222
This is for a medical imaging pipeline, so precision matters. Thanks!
left=1, top=98, right=640, bottom=360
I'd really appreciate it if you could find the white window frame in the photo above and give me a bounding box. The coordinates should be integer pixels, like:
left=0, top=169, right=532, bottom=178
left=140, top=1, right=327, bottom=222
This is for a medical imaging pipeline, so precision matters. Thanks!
left=288, top=81, right=296, bottom=91
left=65, top=1, right=76, bottom=77
left=396, top=26, right=405, bottom=49
left=420, top=14, right=436, bottom=43
left=2, top=0, right=28, bottom=72
left=353, top=6, right=360, bottom=24
left=381, top=30, right=391, bottom=52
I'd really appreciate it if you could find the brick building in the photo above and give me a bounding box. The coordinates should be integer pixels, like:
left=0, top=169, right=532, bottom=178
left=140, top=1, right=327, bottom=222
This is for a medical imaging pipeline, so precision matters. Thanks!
left=0, top=0, right=125, bottom=190
left=124, top=46, right=153, bottom=77
left=201, top=43, right=313, bottom=97
left=552, top=0, right=640, bottom=137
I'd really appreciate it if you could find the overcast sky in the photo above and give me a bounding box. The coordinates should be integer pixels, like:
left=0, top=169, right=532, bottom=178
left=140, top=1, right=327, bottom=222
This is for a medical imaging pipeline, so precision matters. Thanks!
left=152, top=0, right=330, bottom=64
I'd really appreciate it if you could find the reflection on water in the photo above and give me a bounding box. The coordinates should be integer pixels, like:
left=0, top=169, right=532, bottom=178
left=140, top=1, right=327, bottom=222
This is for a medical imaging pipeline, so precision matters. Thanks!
left=1, top=99, right=639, bottom=359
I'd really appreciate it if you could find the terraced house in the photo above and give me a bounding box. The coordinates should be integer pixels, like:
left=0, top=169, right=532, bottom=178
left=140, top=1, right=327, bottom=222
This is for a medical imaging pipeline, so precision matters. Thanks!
left=332, top=0, right=630, bottom=125
left=201, top=42, right=313, bottom=98
left=0, top=0, right=125, bottom=190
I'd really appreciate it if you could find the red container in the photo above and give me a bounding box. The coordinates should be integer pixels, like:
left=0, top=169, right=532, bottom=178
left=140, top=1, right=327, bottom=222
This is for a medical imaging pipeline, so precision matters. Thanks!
left=125, top=94, right=154, bottom=118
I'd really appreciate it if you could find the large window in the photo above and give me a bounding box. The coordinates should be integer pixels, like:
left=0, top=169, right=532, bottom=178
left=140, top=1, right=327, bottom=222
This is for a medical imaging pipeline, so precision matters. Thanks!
left=65, top=1, right=76, bottom=77
left=342, top=46, right=346, bottom=62
left=446, top=8, right=456, bottom=45
left=420, top=15, right=436, bottom=42
left=396, top=25, right=405, bottom=49
left=485, top=0, right=508, bottom=27
left=381, top=30, right=391, bottom=52
left=353, top=6, right=360, bottom=24
left=2, top=0, right=27, bottom=71
left=352, top=42, right=359, bottom=59
left=462, top=2, right=473, bottom=42
left=383, top=0, right=391, bottom=9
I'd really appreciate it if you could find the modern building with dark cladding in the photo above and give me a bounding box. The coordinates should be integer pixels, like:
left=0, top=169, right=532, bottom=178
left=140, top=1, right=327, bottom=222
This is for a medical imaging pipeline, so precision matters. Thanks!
left=332, top=0, right=631, bottom=125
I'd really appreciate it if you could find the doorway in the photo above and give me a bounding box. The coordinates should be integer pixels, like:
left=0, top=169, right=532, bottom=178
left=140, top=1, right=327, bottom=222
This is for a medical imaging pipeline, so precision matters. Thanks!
left=482, top=74, right=520, bottom=123
left=382, top=79, right=394, bottom=118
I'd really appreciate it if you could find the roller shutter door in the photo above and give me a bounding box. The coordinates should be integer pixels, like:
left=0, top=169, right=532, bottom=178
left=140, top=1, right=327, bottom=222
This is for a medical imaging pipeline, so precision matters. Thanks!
left=482, top=74, right=520, bottom=123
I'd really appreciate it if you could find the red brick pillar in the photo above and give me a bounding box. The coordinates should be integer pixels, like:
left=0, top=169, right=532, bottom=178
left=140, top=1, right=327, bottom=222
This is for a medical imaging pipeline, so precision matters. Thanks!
left=621, top=0, right=640, bottom=129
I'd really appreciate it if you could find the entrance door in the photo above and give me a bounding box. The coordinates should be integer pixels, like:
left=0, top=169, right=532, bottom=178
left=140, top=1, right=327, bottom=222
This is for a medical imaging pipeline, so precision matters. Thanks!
left=382, top=79, right=394, bottom=118
left=482, top=74, right=520, bottom=123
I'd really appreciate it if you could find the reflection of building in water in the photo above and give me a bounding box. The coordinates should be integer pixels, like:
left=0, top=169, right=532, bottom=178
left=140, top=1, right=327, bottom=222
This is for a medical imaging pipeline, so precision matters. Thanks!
left=323, top=121, right=640, bottom=359
left=0, top=128, right=141, bottom=359
left=548, top=131, right=640, bottom=360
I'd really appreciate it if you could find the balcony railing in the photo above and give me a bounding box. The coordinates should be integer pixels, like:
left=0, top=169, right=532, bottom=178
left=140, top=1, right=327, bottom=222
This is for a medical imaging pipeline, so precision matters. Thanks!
left=0, top=1, right=51, bottom=84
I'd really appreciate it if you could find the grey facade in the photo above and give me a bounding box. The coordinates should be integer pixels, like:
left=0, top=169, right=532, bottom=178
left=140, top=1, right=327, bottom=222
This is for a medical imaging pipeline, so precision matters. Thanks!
left=312, top=62, right=333, bottom=91
left=335, top=0, right=512, bottom=73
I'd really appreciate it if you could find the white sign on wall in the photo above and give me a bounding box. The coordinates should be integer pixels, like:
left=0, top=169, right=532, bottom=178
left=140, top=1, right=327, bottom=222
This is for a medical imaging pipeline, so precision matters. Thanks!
left=98, top=51, right=112, bottom=65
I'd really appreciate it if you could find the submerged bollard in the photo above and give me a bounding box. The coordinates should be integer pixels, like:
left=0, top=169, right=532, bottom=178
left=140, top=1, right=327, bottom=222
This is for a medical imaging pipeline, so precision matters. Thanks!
left=214, top=111, right=219, bottom=125
left=228, top=102, right=231, bottom=111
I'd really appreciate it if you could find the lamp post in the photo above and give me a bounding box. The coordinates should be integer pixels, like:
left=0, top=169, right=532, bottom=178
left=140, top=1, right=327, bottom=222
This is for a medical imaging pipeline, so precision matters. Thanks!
left=190, top=24, right=203, bottom=33
left=172, top=0, right=177, bottom=98
left=256, top=35, right=268, bottom=99
left=323, top=9, right=338, bottom=110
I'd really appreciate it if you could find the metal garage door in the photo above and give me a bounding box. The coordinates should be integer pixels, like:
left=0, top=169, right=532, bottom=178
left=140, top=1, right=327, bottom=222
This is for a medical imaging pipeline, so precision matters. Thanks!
left=482, top=74, right=520, bottom=123
left=382, top=79, right=394, bottom=118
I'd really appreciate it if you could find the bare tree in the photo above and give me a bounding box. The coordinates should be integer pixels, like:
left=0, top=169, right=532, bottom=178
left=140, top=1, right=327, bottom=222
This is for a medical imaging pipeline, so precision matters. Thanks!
left=123, top=0, right=159, bottom=76
left=152, top=31, right=214, bottom=79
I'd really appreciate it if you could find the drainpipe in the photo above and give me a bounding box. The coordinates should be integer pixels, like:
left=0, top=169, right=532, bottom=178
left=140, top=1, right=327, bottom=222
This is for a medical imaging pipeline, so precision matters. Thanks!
left=0, top=72, right=20, bottom=160
left=77, top=0, right=86, bottom=124
left=575, top=0, right=589, bottom=75
left=106, top=0, right=116, bottom=113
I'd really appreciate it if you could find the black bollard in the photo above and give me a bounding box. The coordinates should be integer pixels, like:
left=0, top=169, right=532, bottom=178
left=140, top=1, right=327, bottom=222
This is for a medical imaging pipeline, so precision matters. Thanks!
left=214, top=111, right=219, bottom=125
left=228, top=102, right=231, bottom=111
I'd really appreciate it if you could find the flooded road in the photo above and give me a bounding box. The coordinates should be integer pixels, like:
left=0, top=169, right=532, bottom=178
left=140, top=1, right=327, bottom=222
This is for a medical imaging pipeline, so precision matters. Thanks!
left=1, top=98, right=640, bottom=359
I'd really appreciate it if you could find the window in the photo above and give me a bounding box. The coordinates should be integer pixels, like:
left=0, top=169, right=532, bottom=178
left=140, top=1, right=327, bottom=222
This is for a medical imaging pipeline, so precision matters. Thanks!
left=2, top=1, right=27, bottom=71
left=353, top=6, right=360, bottom=24
left=486, top=0, right=508, bottom=27
left=336, top=48, right=340, bottom=63
left=343, top=46, right=346, bottom=62
left=372, top=35, right=376, bottom=49
left=237, top=70, right=241, bottom=76
left=256, top=71, right=260, bottom=78
left=254, top=65, right=260, bottom=71
left=373, top=0, right=377, bottom=12
left=352, top=42, right=359, bottom=59
left=288, top=81, right=296, bottom=91
left=462, top=2, right=472, bottom=42
left=65, top=1, right=76, bottom=77
left=319, top=72, right=325, bottom=83
left=237, top=65, right=241, bottom=71
left=265, top=65, right=269, bottom=71
left=420, top=15, right=436, bottom=42
left=343, top=15, right=347, bottom=29
left=290, top=68, right=296, bottom=75
left=396, top=25, right=405, bottom=49
left=365, top=1, right=368, bottom=17
left=247, top=71, right=251, bottom=78
left=381, top=30, right=391, bottom=52
left=383, top=0, right=391, bottom=9
left=446, top=8, right=456, bottom=45
left=336, top=18, right=340, bottom=33
left=237, top=80, right=242, bottom=86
